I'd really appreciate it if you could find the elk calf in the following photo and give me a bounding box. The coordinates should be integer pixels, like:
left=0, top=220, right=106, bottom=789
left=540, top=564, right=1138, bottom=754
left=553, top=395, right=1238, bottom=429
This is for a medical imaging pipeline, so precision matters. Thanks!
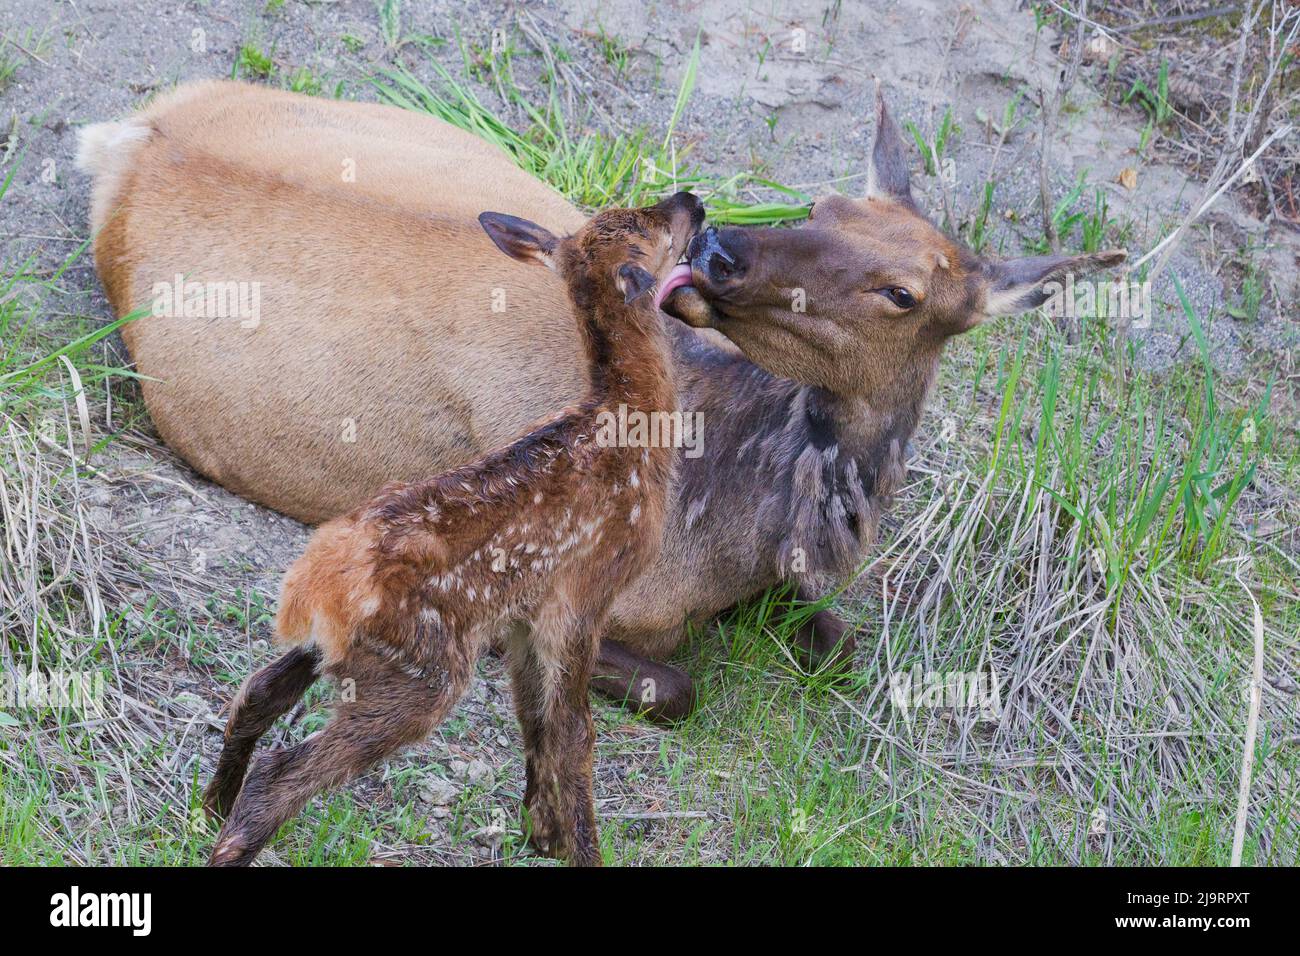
left=204, top=192, right=705, bottom=866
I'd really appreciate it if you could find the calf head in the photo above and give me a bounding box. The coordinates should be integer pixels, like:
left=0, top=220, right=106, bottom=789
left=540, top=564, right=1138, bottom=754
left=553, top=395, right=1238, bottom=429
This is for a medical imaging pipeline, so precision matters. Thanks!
left=664, top=87, right=1126, bottom=405
left=479, top=191, right=705, bottom=318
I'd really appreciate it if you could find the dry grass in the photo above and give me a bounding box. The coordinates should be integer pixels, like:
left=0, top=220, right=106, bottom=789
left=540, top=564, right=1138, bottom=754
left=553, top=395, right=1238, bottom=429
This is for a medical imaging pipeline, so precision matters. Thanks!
left=1083, top=1, right=1300, bottom=228
left=845, top=319, right=1299, bottom=863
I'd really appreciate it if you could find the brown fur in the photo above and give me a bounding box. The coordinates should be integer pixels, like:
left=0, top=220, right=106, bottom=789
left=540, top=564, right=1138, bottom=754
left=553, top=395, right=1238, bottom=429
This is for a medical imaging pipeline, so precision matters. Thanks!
left=83, top=82, right=1124, bottom=723
left=203, top=193, right=703, bottom=866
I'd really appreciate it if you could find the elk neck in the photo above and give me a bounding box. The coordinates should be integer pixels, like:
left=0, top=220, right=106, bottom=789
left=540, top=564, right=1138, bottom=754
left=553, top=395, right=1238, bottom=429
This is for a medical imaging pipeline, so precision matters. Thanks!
left=672, top=327, right=944, bottom=577
left=569, top=282, right=678, bottom=422
left=819, top=336, right=943, bottom=463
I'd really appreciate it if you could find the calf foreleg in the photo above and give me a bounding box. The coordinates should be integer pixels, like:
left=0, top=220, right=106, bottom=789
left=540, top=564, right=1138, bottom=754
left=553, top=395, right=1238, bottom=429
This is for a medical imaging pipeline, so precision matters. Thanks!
left=507, top=605, right=601, bottom=866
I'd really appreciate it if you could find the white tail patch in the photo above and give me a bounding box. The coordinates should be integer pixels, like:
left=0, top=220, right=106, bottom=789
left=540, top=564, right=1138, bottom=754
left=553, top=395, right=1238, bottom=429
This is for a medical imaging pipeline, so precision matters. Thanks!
left=75, top=120, right=152, bottom=176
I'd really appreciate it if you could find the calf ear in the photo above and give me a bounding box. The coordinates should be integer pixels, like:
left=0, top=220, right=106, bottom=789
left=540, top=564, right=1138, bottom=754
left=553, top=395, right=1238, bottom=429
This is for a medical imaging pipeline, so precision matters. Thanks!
left=478, top=212, right=559, bottom=269
left=617, top=263, right=656, bottom=303
left=980, top=249, right=1128, bottom=318
left=866, top=82, right=916, bottom=207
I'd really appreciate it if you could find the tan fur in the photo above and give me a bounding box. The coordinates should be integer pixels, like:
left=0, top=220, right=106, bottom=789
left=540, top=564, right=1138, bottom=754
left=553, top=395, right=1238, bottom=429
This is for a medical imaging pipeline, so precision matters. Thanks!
left=274, top=517, right=386, bottom=666
left=84, top=80, right=586, bottom=523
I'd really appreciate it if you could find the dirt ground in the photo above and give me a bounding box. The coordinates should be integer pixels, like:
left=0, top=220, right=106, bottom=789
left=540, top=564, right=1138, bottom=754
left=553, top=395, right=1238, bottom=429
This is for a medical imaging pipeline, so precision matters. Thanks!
left=1, top=0, right=1296, bottom=864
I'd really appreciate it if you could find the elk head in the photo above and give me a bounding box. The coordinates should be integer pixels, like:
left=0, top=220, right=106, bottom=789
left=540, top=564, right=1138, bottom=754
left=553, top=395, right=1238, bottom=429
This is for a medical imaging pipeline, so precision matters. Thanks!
left=479, top=191, right=705, bottom=317
left=663, top=86, right=1126, bottom=406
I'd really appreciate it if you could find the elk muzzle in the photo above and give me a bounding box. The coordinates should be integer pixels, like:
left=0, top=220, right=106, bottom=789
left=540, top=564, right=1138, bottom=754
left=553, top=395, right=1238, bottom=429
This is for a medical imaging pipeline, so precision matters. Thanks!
left=660, top=226, right=749, bottom=328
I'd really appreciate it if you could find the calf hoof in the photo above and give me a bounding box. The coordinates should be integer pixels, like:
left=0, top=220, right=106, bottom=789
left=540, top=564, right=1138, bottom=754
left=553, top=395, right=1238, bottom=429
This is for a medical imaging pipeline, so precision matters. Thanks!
left=525, top=831, right=602, bottom=867
left=523, top=798, right=563, bottom=860
left=523, top=808, right=602, bottom=867
left=568, top=842, right=603, bottom=867
left=202, top=772, right=242, bottom=821
left=794, top=609, right=856, bottom=679
left=209, top=831, right=256, bottom=867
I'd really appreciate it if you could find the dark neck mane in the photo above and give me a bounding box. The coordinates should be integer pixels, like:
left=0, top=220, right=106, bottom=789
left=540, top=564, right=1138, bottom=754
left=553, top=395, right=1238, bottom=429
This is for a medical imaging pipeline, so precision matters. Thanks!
left=670, top=325, right=940, bottom=577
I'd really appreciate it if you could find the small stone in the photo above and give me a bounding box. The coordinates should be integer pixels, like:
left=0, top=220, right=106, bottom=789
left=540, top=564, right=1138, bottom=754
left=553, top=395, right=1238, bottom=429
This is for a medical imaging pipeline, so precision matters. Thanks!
left=418, top=776, right=459, bottom=806
left=1082, top=34, right=1119, bottom=65
left=172, top=691, right=212, bottom=721
left=87, top=485, right=113, bottom=507
left=472, top=822, right=505, bottom=849
left=454, top=758, right=495, bottom=789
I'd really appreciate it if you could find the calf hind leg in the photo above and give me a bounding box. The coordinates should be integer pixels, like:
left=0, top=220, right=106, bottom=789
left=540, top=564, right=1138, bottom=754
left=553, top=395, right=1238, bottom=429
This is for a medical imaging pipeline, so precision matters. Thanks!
left=508, top=615, right=601, bottom=866
left=209, top=646, right=473, bottom=866
left=204, top=645, right=322, bottom=818
left=507, top=637, right=562, bottom=857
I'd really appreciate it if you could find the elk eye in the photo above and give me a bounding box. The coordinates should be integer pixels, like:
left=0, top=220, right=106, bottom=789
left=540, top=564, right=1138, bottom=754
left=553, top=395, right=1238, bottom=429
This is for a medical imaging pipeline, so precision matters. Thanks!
left=883, top=287, right=916, bottom=309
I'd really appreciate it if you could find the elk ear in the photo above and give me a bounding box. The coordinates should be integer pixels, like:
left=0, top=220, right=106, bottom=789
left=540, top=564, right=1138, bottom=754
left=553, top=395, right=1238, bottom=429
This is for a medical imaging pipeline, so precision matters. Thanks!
left=866, top=82, right=915, bottom=206
left=617, top=263, right=656, bottom=304
left=980, top=249, right=1128, bottom=318
left=478, top=212, right=559, bottom=269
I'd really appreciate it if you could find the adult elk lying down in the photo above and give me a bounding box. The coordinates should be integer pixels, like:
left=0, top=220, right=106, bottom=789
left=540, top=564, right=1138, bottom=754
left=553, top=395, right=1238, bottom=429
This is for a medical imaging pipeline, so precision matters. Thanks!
left=79, top=80, right=1125, bottom=722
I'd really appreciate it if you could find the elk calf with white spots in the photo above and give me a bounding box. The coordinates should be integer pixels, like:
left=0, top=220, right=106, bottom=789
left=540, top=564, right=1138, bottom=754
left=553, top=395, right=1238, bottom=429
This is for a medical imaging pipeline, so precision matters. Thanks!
left=204, top=192, right=705, bottom=866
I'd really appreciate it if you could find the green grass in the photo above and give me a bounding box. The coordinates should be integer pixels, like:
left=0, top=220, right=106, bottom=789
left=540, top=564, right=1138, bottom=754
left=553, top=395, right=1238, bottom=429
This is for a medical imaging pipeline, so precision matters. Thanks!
left=375, top=0, right=403, bottom=52
left=904, top=107, right=958, bottom=179
left=593, top=21, right=631, bottom=80
left=1227, top=251, right=1266, bottom=322
left=0, top=44, right=20, bottom=95
left=1126, top=59, right=1175, bottom=153
left=372, top=38, right=811, bottom=224
left=0, top=165, right=159, bottom=863
left=232, top=43, right=274, bottom=80
left=612, top=306, right=1296, bottom=865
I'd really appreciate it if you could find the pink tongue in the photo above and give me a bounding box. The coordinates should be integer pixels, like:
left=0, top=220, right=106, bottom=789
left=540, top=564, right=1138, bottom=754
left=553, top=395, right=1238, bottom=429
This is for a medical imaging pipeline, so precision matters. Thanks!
left=655, top=264, right=695, bottom=310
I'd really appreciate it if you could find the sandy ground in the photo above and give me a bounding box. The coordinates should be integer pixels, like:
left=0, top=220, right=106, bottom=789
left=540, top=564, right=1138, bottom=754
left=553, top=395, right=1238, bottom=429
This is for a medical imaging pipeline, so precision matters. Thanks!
left=0, top=0, right=1295, bottom=863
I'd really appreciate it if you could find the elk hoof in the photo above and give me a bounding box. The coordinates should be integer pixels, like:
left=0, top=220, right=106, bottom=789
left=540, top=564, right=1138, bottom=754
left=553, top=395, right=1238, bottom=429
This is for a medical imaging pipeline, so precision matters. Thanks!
left=795, top=609, right=857, bottom=680
left=633, top=670, right=697, bottom=725
left=591, top=658, right=697, bottom=725
left=209, top=832, right=254, bottom=867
